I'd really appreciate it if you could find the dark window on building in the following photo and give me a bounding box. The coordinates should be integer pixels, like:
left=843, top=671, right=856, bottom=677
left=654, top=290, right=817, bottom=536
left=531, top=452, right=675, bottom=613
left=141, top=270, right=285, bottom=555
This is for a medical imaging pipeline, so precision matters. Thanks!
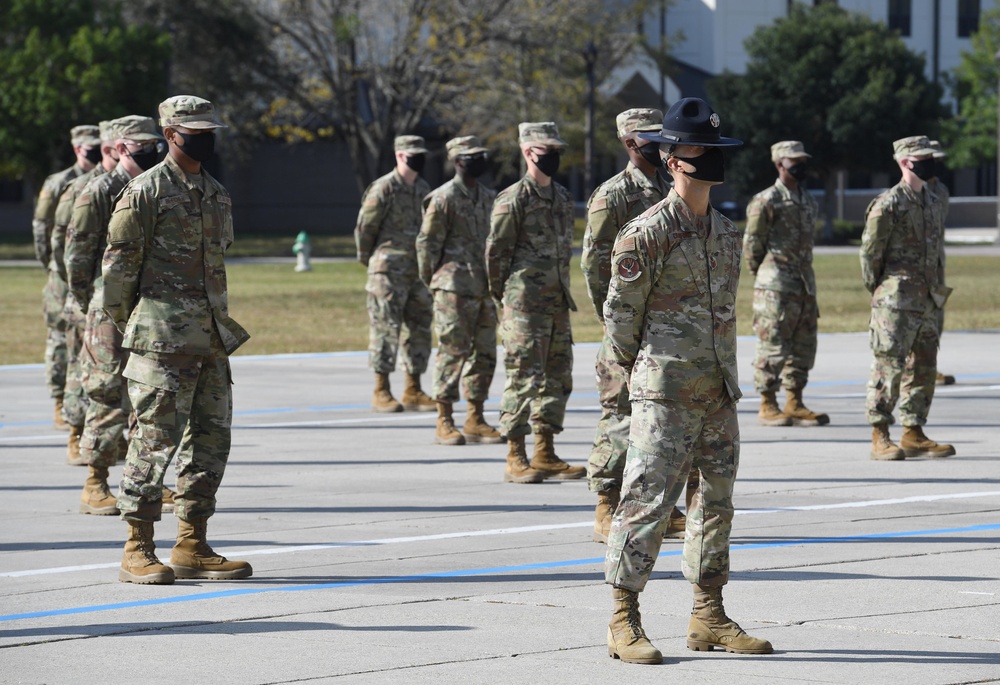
left=813, top=0, right=837, bottom=6
left=888, top=0, right=912, bottom=37
left=958, top=0, right=980, bottom=38
left=0, top=180, right=24, bottom=203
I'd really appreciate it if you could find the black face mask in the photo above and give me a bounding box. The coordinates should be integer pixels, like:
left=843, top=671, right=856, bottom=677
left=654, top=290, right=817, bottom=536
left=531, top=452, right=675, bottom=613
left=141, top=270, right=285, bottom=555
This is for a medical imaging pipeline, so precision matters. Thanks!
left=404, top=153, right=426, bottom=174
left=673, top=147, right=725, bottom=183
left=787, top=162, right=808, bottom=182
left=128, top=145, right=162, bottom=172
left=637, top=142, right=664, bottom=168
left=83, top=146, right=102, bottom=165
left=175, top=131, right=215, bottom=162
left=533, top=150, right=560, bottom=178
left=909, top=158, right=935, bottom=182
left=458, top=155, right=488, bottom=179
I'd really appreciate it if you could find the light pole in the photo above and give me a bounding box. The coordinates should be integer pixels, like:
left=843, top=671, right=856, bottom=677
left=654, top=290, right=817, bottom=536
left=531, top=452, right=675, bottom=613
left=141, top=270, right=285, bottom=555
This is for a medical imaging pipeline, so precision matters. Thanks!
left=583, top=41, right=598, bottom=200
left=996, top=49, right=1000, bottom=237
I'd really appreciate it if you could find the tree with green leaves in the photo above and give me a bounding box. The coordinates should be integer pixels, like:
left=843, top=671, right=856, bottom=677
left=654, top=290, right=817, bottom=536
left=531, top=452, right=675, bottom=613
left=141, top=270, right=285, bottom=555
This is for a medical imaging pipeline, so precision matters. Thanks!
left=0, top=0, right=170, bottom=186
left=707, top=3, right=947, bottom=235
left=941, top=5, right=1000, bottom=169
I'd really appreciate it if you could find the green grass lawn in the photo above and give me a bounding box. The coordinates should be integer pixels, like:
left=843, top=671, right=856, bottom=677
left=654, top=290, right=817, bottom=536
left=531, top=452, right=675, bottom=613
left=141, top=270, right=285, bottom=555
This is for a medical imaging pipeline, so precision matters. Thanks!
left=3, top=253, right=998, bottom=365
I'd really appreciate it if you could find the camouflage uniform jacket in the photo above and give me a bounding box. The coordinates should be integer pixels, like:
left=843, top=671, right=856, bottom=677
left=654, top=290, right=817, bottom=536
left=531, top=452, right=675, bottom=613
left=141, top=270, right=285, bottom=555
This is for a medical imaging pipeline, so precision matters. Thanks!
left=927, top=177, right=950, bottom=218
left=67, top=164, right=131, bottom=313
left=485, top=174, right=576, bottom=314
left=32, top=163, right=87, bottom=268
left=744, top=178, right=817, bottom=295
left=52, top=166, right=105, bottom=281
left=861, top=180, right=946, bottom=312
left=355, top=169, right=430, bottom=276
left=102, top=155, right=250, bottom=356
left=604, top=189, right=743, bottom=403
left=581, top=162, right=670, bottom=320
left=416, top=174, right=496, bottom=296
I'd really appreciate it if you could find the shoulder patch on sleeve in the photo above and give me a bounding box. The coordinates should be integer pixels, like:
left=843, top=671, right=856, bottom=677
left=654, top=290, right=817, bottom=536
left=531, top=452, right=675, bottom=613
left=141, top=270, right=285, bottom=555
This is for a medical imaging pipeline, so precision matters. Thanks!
left=493, top=203, right=511, bottom=216
left=590, top=196, right=608, bottom=211
left=614, top=236, right=637, bottom=254
left=74, top=191, right=92, bottom=208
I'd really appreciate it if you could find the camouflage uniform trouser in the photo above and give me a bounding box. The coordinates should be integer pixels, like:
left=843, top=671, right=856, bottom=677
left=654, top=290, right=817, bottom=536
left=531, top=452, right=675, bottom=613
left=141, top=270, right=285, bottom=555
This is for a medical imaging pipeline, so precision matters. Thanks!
left=61, top=297, right=89, bottom=427
left=431, top=290, right=497, bottom=404
left=866, top=303, right=940, bottom=427
left=366, top=271, right=432, bottom=376
left=498, top=307, right=572, bottom=438
left=41, top=271, right=68, bottom=400
left=752, top=288, right=818, bottom=393
left=587, top=336, right=631, bottom=493
left=117, top=336, right=232, bottom=523
left=606, top=396, right=738, bottom=592
left=81, top=307, right=130, bottom=468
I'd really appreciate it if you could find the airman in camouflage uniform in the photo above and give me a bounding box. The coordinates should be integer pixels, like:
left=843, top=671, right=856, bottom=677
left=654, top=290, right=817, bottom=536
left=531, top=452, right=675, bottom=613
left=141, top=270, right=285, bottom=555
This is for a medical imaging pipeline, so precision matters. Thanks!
left=582, top=108, right=692, bottom=543
left=602, top=99, right=772, bottom=665
left=32, top=125, right=100, bottom=430
left=104, top=95, right=252, bottom=585
left=416, top=135, right=502, bottom=446
left=927, top=140, right=956, bottom=387
left=55, top=120, right=121, bottom=465
left=862, top=136, right=955, bottom=461
left=745, top=141, right=829, bottom=427
left=68, top=115, right=169, bottom=516
left=486, top=122, right=585, bottom=484
left=356, top=135, right=436, bottom=414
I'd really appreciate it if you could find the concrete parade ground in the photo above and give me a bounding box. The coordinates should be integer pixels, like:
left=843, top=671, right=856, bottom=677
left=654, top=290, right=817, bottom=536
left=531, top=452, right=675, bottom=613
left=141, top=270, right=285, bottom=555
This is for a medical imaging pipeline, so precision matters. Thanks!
left=1, top=331, right=998, bottom=684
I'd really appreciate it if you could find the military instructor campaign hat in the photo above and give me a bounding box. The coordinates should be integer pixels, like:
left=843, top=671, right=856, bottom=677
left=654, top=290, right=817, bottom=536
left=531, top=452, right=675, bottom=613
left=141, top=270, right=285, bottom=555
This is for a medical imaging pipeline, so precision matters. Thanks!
left=893, top=135, right=936, bottom=160
left=159, top=95, right=227, bottom=130
left=616, top=108, right=663, bottom=139
left=928, top=139, right=947, bottom=159
left=394, top=135, right=428, bottom=154
left=771, top=140, right=811, bottom=163
left=71, top=125, right=101, bottom=147
left=446, top=135, right=488, bottom=159
left=638, top=97, right=742, bottom=148
left=518, top=122, right=568, bottom=148
left=113, top=115, right=164, bottom=142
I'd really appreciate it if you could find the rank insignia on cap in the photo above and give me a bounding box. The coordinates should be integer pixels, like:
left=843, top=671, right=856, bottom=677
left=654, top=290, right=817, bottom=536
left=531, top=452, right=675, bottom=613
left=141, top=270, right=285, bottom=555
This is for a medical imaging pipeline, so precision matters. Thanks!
left=710, top=113, right=720, bottom=128
left=617, top=256, right=642, bottom=282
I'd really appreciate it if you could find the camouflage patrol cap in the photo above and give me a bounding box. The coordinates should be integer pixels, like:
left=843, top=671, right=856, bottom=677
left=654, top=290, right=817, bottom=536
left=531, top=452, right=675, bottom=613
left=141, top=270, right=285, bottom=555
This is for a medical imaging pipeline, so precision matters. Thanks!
left=394, top=135, right=428, bottom=154
left=928, top=139, right=947, bottom=159
left=445, top=135, right=487, bottom=159
left=770, top=140, right=811, bottom=163
left=71, top=125, right=101, bottom=147
left=893, top=135, right=935, bottom=160
left=616, top=108, right=663, bottom=139
left=158, top=95, right=227, bottom=130
left=98, top=121, right=116, bottom=142
left=518, top=121, right=567, bottom=148
left=112, top=115, right=164, bottom=142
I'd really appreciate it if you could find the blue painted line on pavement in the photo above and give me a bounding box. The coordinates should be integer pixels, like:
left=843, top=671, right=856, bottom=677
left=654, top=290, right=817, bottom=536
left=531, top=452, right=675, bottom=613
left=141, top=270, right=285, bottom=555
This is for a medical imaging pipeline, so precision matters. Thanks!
left=2, top=522, right=996, bottom=623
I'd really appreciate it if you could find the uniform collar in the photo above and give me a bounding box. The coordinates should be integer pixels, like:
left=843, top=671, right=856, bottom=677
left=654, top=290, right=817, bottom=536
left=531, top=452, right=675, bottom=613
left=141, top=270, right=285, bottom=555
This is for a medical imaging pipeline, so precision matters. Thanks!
left=626, top=161, right=668, bottom=195
left=165, top=154, right=217, bottom=198
left=453, top=172, right=479, bottom=199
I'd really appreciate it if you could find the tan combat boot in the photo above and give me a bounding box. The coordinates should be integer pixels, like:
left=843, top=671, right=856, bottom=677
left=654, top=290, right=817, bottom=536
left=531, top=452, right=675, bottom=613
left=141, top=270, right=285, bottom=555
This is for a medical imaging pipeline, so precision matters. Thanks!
left=503, top=435, right=544, bottom=484
left=66, top=425, right=87, bottom=466
left=900, top=425, right=956, bottom=459
left=400, top=373, right=436, bottom=411
left=53, top=398, right=70, bottom=431
left=608, top=587, right=662, bottom=664
left=372, top=372, right=403, bottom=413
left=170, top=518, right=253, bottom=580
left=79, top=465, right=119, bottom=515
left=783, top=388, right=830, bottom=426
left=936, top=371, right=956, bottom=386
left=870, top=424, right=905, bottom=461
left=665, top=507, right=686, bottom=540
left=462, top=400, right=503, bottom=444
left=120, top=520, right=175, bottom=584
left=435, top=402, right=466, bottom=446
left=593, top=489, right=620, bottom=544
left=758, top=390, right=792, bottom=426
left=687, top=584, right=773, bottom=654
left=529, top=432, right=586, bottom=480
left=162, top=486, right=177, bottom=514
